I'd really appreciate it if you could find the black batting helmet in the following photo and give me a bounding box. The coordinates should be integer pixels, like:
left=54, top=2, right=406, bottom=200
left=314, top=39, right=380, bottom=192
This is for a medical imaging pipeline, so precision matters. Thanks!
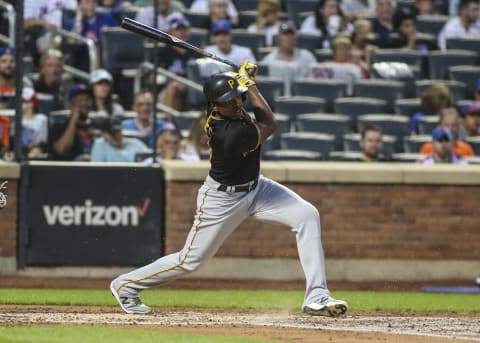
left=203, top=72, right=248, bottom=104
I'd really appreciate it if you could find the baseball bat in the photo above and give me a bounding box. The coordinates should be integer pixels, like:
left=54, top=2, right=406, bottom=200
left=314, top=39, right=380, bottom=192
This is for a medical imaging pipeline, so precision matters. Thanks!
left=121, top=17, right=239, bottom=70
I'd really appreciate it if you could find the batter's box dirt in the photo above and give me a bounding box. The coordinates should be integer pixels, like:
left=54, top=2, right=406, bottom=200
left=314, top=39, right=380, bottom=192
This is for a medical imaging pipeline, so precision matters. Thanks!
left=1, top=306, right=479, bottom=342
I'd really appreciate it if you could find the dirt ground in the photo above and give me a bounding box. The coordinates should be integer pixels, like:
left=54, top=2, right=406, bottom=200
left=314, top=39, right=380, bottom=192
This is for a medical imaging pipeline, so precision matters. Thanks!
left=1, top=277, right=479, bottom=342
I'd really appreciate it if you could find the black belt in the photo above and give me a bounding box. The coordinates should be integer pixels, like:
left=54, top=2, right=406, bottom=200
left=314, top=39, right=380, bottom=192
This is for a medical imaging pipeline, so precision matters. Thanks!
left=217, top=179, right=258, bottom=193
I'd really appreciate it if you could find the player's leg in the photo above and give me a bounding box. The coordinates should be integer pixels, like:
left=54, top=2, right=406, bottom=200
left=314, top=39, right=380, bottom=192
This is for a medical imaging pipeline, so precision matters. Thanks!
left=111, top=179, right=251, bottom=313
left=249, top=175, right=347, bottom=317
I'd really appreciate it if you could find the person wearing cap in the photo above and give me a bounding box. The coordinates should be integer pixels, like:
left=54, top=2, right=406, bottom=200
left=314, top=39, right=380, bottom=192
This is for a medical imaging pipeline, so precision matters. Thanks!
left=0, top=47, right=16, bottom=110
left=419, top=107, right=475, bottom=157
left=110, top=61, right=349, bottom=318
left=155, top=12, right=196, bottom=111
left=261, top=21, right=317, bottom=81
left=90, top=68, right=124, bottom=118
left=135, top=0, right=185, bottom=31
left=49, top=84, right=94, bottom=161
left=91, top=117, right=149, bottom=162
left=417, top=127, right=467, bottom=164
left=20, top=88, right=49, bottom=158
left=205, top=19, right=257, bottom=67
left=459, top=101, right=480, bottom=138
left=247, top=0, right=282, bottom=46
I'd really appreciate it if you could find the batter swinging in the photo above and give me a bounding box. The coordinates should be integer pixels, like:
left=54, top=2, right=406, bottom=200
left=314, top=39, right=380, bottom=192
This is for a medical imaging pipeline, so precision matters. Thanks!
left=110, top=60, right=348, bottom=317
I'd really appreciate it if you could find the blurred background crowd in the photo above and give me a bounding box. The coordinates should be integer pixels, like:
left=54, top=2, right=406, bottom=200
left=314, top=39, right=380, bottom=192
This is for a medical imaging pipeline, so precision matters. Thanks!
left=0, top=0, right=479, bottom=164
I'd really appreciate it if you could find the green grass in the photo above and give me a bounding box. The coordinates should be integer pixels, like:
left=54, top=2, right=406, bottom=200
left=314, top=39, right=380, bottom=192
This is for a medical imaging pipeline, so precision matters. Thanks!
left=0, top=289, right=478, bottom=313
left=0, top=326, right=278, bottom=343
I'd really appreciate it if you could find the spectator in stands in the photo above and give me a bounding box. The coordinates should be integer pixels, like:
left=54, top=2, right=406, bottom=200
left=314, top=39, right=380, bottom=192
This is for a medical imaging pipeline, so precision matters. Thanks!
left=136, top=0, right=185, bottom=30
left=97, top=0, right=134, bottom=23
left=0, top=47, right=15, bottom=110
left=417, top=127, right=467, bottom=164
left=341, top=0, right=376, bottom=22
left=91, top=117, right=150, bottom=162
left=359, top=125, right=386, bottom=161
left=370, top=0, right=395, bottom=48
left=261, top=21, right=317, bottom=79
left=155, top=12, right=196, bottom=111
left=390, top=6, right=437, bottom=52
left=410, top=83, right=454, bottom=134
left=300, top=0, right=352, bottom=48
left=205, top=19, right=257, bottom=66
left=459, top=101, right=480, bottom=137
left=143, top=128, right=188, bottom=163
left=189, top=0, right=238, bottom=26
left=20, top=88, right=48, bottom=159
left=411, top=0, right=435, bottom=16
left=419, top=107, right=474, bottom=157
left=247, top=0, right=282, bottom=46
left=122, top=90, right=175, bottom=148
left=24, top=0, right=65, bottom=67
left=49, top=84, right=94, bottom=161
left=65, top=0, right=119, bottom=43
left=34, top=49, right=67, bottom=111
left=329, top=35, right=369, bottom=78
left=437, top=0, right=480, bottom=51
left=198, top=0, right=238, bottom=30
left=180, top=110, right=209, bottom=161
left=90, top=68, right=124, bottom=117
left=350, top=19, right=375, bottom=67
left=65, top=0, right=119, bottom=70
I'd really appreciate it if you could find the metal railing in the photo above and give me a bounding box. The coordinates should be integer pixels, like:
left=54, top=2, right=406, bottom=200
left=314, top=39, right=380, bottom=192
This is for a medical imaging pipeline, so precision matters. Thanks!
left=0, top=0, right=15, bottom=46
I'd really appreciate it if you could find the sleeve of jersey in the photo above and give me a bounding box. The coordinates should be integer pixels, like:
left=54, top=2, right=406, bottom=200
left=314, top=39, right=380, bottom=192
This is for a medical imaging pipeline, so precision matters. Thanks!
left=224, top=122, right=260, bottom=157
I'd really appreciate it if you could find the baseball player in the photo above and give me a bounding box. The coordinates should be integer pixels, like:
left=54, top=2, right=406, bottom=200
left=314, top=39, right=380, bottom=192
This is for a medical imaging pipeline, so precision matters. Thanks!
left=110, top=60, right=348, bottom=317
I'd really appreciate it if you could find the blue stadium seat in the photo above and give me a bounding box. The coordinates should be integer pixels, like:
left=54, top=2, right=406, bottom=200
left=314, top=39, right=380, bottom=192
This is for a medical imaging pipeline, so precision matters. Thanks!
left=263, top=149, right=322, bottom=161
left=274, top=96, right=326, bottom=122
left=280, top=132, right=336, bottom=159
left=417, top=115, right=438, bottom=135
left=100, top=28, right=145, bottom=70
left=295, top=113, right=350, bottom=150
left=466, top=136, right=480, bottom=155
left=328, top=151, right=363, bottom=161
left=357, top=114, right=410, bottom=152
left=403, top=134, right=431, bottom=153
left=292, top=79, right=348, bottom=112
left=334, top=97, right=389, bottom=130
left=394, top=98, right=422, bottom=117
left=446, top=37, right=480, bottom=54
left=416, top=14, right=449, bottom=36
left=415, top=79, right=467, bottom=102
left=342, top=132, right=397, bottom=160
left=449, top=65, right=480, bottom=99
left=353, top=79, right=405, bottom=113
left=428, top=50, right=478, bottom=80
left=391, top=152, right=424, bottom=162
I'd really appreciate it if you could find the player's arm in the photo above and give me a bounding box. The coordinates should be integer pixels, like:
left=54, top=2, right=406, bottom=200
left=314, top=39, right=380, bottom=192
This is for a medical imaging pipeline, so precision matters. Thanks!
left=237, top=61, right=276, bottom=144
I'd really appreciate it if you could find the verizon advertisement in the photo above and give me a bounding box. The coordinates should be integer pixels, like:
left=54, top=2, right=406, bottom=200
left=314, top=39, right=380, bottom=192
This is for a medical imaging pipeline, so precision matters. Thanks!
left=19, top=163, right=164, bottom=266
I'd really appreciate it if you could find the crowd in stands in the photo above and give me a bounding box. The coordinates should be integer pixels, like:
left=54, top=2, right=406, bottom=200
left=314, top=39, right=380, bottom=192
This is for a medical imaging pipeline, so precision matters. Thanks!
left=0, top=0, right=479, bottom=165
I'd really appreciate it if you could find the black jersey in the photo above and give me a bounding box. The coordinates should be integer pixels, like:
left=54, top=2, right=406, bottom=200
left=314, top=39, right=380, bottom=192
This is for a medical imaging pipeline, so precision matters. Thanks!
left=205, top=110, right=261, bottom=185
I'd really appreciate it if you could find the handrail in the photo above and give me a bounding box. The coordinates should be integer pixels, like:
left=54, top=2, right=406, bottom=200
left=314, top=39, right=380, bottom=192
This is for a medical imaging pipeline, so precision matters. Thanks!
left=57, top=28, right=97, bottom=75
left=0, top=0, right=15, bottom=46
left=133, top=62, right=203, bottom=117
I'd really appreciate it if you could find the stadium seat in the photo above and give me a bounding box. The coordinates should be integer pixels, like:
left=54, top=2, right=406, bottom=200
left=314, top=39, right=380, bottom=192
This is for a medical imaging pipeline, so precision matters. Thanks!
left=353, top=79, right=405, bottom=112
left=263, top=149, right=322, bottom=161
left=231, top=29, right=266, bottom=51
left=48, top=110, right=71, bottom=128
left=189, top=28, right=209, bottom=48
left=122, top=129, right=149, bottom=146
left=285, top=0, right=316, bottom=25
left=256, top=46, right=275, bottom=60
left=391, top=152, right=424, bottom=162
left=134, top=150, right=154, bottom=163
left=100, top=28, right=145, bottom=70
left=172, top=111, right=200, bottom=131
left=415, top=79, right=467, bottom=102
left=417, top=115, right=438, bottom=135
left=328, top=151, right=363, bottom=161
left=342, top=132, right=397, bottom=159
left=394, top=98, right=422, bottom=117
left=248, top=76, right=284, bottom=111
left=428, top=50, right=478, bottom=80
left=449, top=65, right=480, bottom=99
left=314, top=49, right=333, bottom=63
left=357, top=114, right=410, bottom=152
left=446, top=37, right=480, bottom=54
left=403, top=134, right=431, bottom=153
left=416, top=14, right=449, bottom=36
left=274, top=96, right=326, bottom=122
left=37, top=93, right=56, bottom=116
left=265, top=113, right=290, bottom=150
left=295, top=113, right=350, bottom=150
left=183, top=11, right=209, bottom=28
left=280, top=132, right=336, bottom=159
left=334, top=97, right=389, bottom=130
left=297, top=33, right=324, bottom=50
left=235, top=0, right=261, bottom=13
left=371, top=49, right=423, bottom=69
left=466, top=136, right=480, bottom=155
left=292, top=79, right=348, bottom=112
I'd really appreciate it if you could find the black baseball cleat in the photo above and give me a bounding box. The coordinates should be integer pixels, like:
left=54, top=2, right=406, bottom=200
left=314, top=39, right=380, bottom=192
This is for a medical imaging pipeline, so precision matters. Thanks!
left=302, top=296, right=348, bottom=317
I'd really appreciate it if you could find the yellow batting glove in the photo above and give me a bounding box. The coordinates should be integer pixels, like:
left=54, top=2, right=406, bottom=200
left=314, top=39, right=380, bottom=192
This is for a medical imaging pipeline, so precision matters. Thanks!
left=227, top=71, right=256, bottom=88
left=238, top=60, right=258, bottom=81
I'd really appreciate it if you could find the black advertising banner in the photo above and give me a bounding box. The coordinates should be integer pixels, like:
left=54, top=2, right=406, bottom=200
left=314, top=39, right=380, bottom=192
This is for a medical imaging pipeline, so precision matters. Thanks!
left=19, top=162, right=164, bottom=266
